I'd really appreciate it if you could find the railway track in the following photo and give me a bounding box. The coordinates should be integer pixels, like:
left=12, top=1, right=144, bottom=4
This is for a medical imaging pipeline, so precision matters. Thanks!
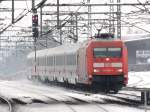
left=69, top=89, right=143, bottom=106
left=0, top=80, right=147, bottom=112
left=127, top=75, right=143, bottom=86
left=0, top=95, right=13, bottom=112
left=95, top=104, right=110, bottom=112
left=128, top=72, right=150, bottom=87
left=0, top=81, right=112, bottom=112
left=0, top=81, right=140, bottom=104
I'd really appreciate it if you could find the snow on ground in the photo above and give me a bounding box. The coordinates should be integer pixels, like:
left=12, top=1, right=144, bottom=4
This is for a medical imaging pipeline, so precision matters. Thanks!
left=0, top=105, right=9, bottom=112
left=15, top=103, right=148, bottom=112
left=102, top=104, right=145, bottom=112
left=0, top=71, right=150, bottom=111
left=16, top=103, right=105, bottom=112
left=128, top=71, right=150, bottom=88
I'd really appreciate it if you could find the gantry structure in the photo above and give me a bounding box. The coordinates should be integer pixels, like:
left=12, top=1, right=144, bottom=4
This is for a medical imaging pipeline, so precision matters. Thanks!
left=0, top=0, right=150, bottom=62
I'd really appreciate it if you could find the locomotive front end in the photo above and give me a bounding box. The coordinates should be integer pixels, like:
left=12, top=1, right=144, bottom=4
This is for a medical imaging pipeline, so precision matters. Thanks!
left=86, top=34, right=128, bottom=92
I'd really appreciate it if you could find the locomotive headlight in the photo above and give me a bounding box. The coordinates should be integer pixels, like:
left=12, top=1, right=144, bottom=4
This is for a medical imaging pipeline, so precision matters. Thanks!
left=117, top=69, right=123, bottom=72
left=94, top=69, right=99, bottom=72
left=106, top=58, right=110, bottom=61
left=89, top=75, right=92, bottom=79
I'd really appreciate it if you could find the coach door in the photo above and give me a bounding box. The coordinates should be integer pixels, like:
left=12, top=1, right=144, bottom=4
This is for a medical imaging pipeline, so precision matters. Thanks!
left=78, top=47, right=88, bottom=84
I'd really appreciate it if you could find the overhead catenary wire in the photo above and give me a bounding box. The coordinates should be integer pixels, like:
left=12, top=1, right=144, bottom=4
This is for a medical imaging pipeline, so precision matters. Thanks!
left=137, top=0, right=150, bottom=13
left=2, top=1, right=150, bottom=44
left=41, top=3, right=84, bottom=44
left=25, top=0, right=30, bottom=11
left=105, top=13, right=150, bottom=34
left=0, top=0, right=47, bottom=34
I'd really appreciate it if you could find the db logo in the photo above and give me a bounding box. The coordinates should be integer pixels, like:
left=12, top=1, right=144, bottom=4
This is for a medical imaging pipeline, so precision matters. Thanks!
left=104, top=63, right=111, bottom=67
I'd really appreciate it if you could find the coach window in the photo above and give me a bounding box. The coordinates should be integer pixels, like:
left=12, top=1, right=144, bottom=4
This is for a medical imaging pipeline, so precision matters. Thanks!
left=37, top=57, right=39, bottom=66
left=56, top=56, right=59, bottom=66
left=48, top=56, right=50, bottom=66
left=46, top=56, right=48, bottom=66
left=41, top=58, right=43, bottom=66
left=38, top=58, right=40, bottom=66
left=43, top=58, right=44, bottom=66
left=45, top=56, right=47, bottom=66
left=53, top=56, right=55, bottom=66
left=67, top=54, right=76, bottom=65
left=28, top=59, right=30, bottom=65
left=40, top=58, right=42, bottom=66
left=42, top=57, right=44, bottom=66
left=56, top=55, right=63, bottom=66
left=60, top=55, right=64, bottom=65
left=52, top=56, right=54, bottom=66
left=27, top=59, right=30, bottom=65
left=51, top=56, right=53, bottom=66
left=49, top=56, right=53, bottom=66
left=31, top=59, right=34, bottom=66
left=48, top=56, right=49, bottom=66
left=44, top=57, right=46, bottom=66
left=43, top=57, right=45, bottom=66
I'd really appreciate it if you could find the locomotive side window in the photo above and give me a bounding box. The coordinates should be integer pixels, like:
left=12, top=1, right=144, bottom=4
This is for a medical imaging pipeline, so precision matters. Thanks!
left=94, top=47, right=122, bottom=58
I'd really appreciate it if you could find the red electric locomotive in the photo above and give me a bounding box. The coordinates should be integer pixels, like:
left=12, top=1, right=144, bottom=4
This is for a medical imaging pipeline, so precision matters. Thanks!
left=27, top=33, right=128, bottom=93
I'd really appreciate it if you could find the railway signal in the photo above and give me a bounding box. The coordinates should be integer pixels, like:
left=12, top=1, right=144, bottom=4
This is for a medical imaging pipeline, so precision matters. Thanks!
left=32, top=14, right=39, bottom=37
left=32, top=14, right=38, bottom=27
left=32, top=27, right=39, bottom=37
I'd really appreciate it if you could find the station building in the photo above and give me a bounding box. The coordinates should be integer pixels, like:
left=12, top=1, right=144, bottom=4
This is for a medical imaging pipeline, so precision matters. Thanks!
left=123, top=34, right=150, bottom=71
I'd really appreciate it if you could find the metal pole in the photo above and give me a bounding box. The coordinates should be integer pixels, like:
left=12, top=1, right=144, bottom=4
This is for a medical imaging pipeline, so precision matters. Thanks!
left=60, top=28, right=62, bottom=44
left=87, top=0, right=92, bottom=37
left=46, top=36, right=48, bottom=48
left=144, top=91, right=147, bottom=112
left=57, top=0, right=59, bottom=29
left=117, top=0, right=121, bottom=39
left=109, top=0, right=115, bottom=34
left=16, top=42, right=17, bottom=57
left=40, top=6, right=43, bottom=38
left=0, top=33, right=0, bottom=57
left=57, top=0, right=62, bottom=44
left=12, top=0, right=14, bottom=23
left=75, top=13, right=78, bottom=42
left=32, top=0, right=35, bottom=10
left=32, top=0, right=37, bottom=74
left=34, top=32, right=37, bottom=74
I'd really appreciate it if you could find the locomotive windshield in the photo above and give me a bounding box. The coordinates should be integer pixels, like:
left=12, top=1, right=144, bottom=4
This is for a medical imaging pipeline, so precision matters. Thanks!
left=93, top=47, right=122, bottom=58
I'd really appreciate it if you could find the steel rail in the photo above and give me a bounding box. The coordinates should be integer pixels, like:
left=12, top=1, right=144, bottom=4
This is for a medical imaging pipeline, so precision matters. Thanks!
left=0, top=95, right=13, bottom=112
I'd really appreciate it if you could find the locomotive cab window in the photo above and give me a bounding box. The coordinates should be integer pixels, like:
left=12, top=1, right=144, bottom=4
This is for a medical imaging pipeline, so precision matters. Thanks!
left=93, top=47, right=122, bottom=58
